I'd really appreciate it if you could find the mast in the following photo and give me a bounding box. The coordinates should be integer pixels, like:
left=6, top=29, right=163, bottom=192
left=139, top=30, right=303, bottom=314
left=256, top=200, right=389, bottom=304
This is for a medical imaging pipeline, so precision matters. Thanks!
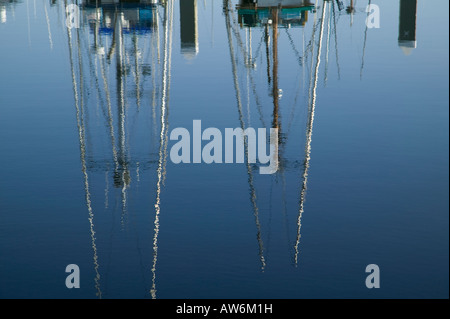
left=324, top=1, right=331, bottom=86
left=294, top=0, right=326, bottom=266
left=332, top=0, right=341, bottom=80
left=264, top=24, right=271, bottom=85
left=26, top=0, right=31, bottom=46
left=271, top=6, right=280, bottom=137
left=114, top=11, right=130, bottom=226
left=43, top=0, right=53, bottom=50
left=66, top=1, right=102, bottom=297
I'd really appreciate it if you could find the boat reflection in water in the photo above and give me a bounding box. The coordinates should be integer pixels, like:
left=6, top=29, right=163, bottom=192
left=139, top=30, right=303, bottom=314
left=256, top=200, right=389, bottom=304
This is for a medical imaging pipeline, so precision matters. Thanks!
left=65, top=0, right=174, bottom=298
left=67, top=0, right=324, bottom=296
left=82, top=0, right=158, bottom=35
left=237, top=0, right=314, bottom=27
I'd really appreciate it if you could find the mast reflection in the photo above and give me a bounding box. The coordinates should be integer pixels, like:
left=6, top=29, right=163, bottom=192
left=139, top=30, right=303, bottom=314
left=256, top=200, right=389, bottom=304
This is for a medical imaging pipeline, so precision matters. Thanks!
left=398, top=0, right=417, bottom=55
left=232, top=0, right=339, bottom=267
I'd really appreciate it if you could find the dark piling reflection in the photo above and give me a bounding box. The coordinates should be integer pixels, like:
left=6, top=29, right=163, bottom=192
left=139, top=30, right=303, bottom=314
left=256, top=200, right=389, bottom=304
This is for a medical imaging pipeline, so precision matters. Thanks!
left=0, top=0, right=425, bottom=298
left=180, top=0, right=198, bottom=59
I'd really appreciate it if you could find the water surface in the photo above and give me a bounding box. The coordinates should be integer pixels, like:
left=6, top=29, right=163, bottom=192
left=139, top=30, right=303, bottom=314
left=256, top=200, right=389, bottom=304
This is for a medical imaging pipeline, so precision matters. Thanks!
left=0, top=0, right=448, bottom=299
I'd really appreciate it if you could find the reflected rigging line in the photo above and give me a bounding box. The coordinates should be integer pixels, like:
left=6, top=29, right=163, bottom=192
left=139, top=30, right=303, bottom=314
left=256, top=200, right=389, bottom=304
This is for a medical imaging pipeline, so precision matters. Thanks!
left=225, top=0, right=266, bottom=271
left=43, top=1, right=53, bottom=50
left=66, top=9, right=102, bottom=298
left=227, top=16, right=266, bottom=128
left=151, top=0, right=174, bottom=299
left=294, top=0, right=326, bottom=266
left=162, top=0, right=174, bottom=186
left=115, top=14, right=129, bottom=228
left=284, top=28, right=303, bottom=68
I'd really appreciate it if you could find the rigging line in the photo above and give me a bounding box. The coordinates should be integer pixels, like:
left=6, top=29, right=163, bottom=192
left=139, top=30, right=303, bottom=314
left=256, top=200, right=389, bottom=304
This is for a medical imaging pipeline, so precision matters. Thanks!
left=133, top=33, right=141, bottom=108
left=249, top=30, right=266, bottom=64
left=162, top=0, right=174, bottom=186
left=99, top=53, right=120, bottom=175
left=284, top=28, right=303, bottom=67
left=156, top=2, right=162, bottom=64
left=92, top=34, right=102, bottom=120
left=212, top=0, right=214, bottom=47
left=225, top=0, right=266, bottom=271
left=283, top=71, right=304, bottom=147
left=265, top=24, right=271, bottom=85
left=80, top=31, right=111, bottom=136
left=324, top=1, right=332, bottom=86
left=43, top=0, right=53, bottom=50
left=11, top=0, right=16, bottom=21
left=246, top=29, right=251, bottom=125
left=26, top=0, right=31, bottom=46
left=229, top=10, right=265, bottom=80
left=224, top=26, right=267, bottom=129
left=66, top=5, right=102, bottom=297
left=302, top=26, right=305, bottom=96
left=281, top=169, right=294, bottom=261
left=224, top=27, right=267, bottom=129
left=303, top=15, right=322, bottom=62
left=115, top=14, right=129, bottom=229
left=105, top=170, right=109, bottom=209
left=151, top=15, right=158, bottom=142
left=227, top=16, right=267, bottom=128
left=230, top=27, right=266, bottom=128
left=248, top=70, right=267, bottom=129
left=282, top=26, right=319, bottom=142
left=77, top=27, right=95, bottom=155
left=125, top=174, right=150, bottom=297
left=271, top=6, right=281, bottom=155
left=294, top=0, right=326, bottom=266
left=229, top=30, right=267, bottom=102
left=198, top=0, right=213, bottom=44
left=128, top=36, right=151, bottom=157
left=307, top=12, right=318, bottom=115
left=106, top=10, right=118, bottom=62
left=265, top=177, right=274, bottom=255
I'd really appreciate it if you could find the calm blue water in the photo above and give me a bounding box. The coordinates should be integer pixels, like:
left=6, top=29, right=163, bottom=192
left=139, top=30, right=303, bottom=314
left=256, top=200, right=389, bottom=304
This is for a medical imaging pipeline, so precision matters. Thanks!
left=0, top=0, right=448, bottom=299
